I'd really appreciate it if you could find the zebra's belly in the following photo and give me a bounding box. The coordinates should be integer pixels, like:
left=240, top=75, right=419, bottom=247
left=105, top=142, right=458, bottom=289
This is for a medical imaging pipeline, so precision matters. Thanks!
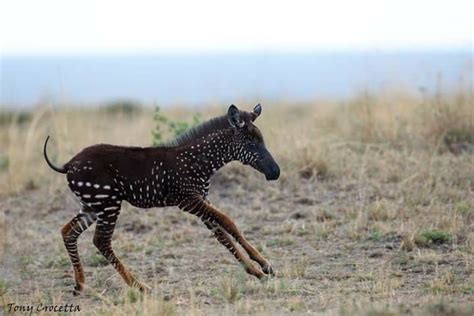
left=122, top=189, right=169, bottom=208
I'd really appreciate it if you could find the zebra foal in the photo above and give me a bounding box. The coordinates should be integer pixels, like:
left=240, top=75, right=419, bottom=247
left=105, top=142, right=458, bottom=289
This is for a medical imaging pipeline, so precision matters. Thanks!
left=44, top=104, right=280, bottom=295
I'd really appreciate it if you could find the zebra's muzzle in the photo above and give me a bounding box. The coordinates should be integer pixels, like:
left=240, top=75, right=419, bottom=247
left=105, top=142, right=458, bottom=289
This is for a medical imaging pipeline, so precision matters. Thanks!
left=245, top=143, right=280, bottom=181
left=256, top=157, right=280, bottom=181
left=264, top=162, right=280, bottom=181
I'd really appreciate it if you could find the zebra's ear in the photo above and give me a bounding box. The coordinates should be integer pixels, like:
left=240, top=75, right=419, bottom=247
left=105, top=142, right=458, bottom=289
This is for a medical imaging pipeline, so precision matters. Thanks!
left=251, top=103, right=262, bottom=121
left=227, top=104, right=245, bottom=128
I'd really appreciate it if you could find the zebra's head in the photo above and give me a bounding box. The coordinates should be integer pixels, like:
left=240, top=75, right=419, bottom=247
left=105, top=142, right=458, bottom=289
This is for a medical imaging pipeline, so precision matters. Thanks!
left=227, top=104, right=280, bottom=181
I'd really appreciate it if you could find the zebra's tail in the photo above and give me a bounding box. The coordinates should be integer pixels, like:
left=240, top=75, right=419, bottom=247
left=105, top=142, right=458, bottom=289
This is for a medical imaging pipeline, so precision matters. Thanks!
left=43, top=136, right=67, bottom=174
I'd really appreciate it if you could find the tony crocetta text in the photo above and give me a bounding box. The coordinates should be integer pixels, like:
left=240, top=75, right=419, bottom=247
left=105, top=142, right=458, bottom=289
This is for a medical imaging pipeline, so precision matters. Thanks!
left=6, top=302, right=81, bottom=314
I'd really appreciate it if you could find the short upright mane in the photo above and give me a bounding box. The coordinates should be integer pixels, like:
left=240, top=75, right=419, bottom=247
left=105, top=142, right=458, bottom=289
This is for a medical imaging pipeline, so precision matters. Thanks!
left=163, top=114, right=230, bottom=147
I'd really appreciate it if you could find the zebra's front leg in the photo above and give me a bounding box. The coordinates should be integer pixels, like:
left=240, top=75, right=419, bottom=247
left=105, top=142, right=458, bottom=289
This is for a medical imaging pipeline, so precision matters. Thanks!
left=92, top=207, right=151, bottom=293
left=204, top=204, right=274, bottom=276
left=181, top=197, right=274, bottom=277
left=202, top=220, right=265, bottom=279
left=61, top=209, right=97, bottom=295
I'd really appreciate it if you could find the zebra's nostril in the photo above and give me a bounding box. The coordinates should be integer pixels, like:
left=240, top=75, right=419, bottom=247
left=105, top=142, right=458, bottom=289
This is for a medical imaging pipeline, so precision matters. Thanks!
left=273, top=165, right=280, bottom=179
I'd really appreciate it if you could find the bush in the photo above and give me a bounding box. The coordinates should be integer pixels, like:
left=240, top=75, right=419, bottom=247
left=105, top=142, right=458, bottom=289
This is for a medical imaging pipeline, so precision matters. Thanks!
left=415, top=230, right=452, bottom=246
left=151, top=106, right=201, bottom=146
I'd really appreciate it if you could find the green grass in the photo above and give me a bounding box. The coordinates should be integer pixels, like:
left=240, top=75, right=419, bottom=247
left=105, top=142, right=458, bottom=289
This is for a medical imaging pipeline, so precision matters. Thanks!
left=416, top=230, right=452, bottom=246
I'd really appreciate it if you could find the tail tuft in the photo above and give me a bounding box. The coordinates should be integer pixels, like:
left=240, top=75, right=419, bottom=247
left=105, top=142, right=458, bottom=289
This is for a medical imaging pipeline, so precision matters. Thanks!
left=43, top=136, right=67, bottom=174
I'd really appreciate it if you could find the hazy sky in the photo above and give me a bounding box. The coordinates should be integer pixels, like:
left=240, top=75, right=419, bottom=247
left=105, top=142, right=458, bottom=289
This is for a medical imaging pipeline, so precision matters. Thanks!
left=1, top=0, right=472, bottom=55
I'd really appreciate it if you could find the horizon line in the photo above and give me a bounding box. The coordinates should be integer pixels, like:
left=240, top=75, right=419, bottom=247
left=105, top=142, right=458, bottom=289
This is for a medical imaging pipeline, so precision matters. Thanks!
left=2, top=46, right=472, bottom=59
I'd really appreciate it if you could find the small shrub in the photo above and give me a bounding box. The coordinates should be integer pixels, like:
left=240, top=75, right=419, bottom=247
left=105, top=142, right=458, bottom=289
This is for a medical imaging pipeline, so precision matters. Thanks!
left=368, top=229, right=381, bottom=241
left=415, top=230, right=452, bottom=247
left=152, top=106, right=201, bottom=146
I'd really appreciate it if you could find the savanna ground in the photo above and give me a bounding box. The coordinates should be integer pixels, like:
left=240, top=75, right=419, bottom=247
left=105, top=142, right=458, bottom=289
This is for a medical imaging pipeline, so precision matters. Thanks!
left=0, top=89, right=473, bottom=315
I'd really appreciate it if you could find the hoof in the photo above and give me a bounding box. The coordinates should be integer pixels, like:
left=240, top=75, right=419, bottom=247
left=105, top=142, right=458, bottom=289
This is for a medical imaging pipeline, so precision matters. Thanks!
left=262, top=264, right=275, bottom=276
left=72, top=284, right=83, bottom=296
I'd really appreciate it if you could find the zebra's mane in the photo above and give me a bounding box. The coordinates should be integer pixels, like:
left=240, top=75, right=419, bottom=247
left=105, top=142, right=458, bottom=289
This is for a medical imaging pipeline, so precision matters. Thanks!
left=163, top=114, right=230, bottom=147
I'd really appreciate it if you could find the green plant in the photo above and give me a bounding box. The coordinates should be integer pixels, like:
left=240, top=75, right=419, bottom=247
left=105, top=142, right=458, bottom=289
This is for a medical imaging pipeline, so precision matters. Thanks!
left=415, top=230, right=452, bottom=246
left=456, top=202, right=473, bottom=217
left=152, top=106, right=201, bottom=146
left=369, top=229, right=381, bottom=241
left=126, top=288, right=141, bottom=303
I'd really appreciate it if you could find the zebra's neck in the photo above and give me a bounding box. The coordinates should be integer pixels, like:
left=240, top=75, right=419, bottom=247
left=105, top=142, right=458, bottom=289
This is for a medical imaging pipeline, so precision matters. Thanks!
left=173, top=129, right=234, bottom=181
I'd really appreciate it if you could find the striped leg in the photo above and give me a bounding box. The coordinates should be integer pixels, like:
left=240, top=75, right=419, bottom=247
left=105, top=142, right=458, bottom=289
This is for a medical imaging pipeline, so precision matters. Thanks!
left=202, top=219, right=264, bottom=278
left=92, top=207, right=151, bottom=292
left=61, top=209, right=97, bottom=295
left=181, top=197, right=272, bottom=278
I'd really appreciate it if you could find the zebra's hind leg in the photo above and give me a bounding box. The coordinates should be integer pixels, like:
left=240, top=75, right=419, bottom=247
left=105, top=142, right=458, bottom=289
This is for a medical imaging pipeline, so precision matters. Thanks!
left=92, top=206, right=151, bottom=293
left=61, top=208, right=97, bottom=295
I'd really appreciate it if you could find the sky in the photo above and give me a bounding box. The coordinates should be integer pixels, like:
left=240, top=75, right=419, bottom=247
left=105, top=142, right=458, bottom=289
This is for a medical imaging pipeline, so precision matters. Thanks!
left=0, top=0, right=472, bottom=55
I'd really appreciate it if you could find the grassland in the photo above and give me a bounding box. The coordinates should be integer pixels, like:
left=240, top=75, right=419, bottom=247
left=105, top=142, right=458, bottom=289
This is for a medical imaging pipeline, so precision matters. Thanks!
left=0, top=89, right=473, bottom=315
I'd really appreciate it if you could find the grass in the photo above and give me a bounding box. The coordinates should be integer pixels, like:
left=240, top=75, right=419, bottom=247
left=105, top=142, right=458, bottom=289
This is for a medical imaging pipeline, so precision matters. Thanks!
left=0, top=279, right=8, bottom=297
left=0, top=88, right=473, bottom=315
left=218, top=275, right=245, bottom=303
left=416, top=230, right=452, bottom=247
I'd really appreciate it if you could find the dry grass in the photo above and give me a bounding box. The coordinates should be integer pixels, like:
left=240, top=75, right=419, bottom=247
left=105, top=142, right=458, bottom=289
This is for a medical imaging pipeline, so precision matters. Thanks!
left=0, top=89, right=473, bottom=315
